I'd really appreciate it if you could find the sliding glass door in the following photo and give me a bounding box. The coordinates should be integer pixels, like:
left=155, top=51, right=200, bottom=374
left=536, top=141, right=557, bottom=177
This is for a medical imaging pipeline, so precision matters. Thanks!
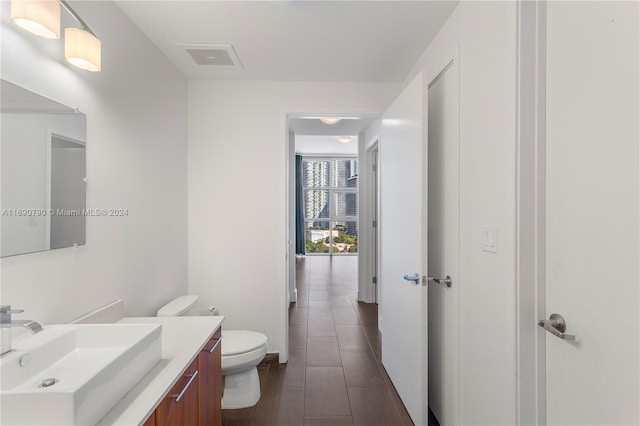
left=302, top=157, right=358, bottom=255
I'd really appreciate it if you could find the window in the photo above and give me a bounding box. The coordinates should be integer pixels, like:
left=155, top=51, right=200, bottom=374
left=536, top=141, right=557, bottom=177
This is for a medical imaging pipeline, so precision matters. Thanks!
left=302, top=158, right=358, bottom=255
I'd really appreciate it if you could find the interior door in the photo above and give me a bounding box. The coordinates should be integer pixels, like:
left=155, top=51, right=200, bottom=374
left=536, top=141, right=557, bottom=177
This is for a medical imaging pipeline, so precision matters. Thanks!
left=427, top=60, right=459, bottom=426
left=544, top=2, right=639, bottom=424
left=380, top=72, right=428, bottom=425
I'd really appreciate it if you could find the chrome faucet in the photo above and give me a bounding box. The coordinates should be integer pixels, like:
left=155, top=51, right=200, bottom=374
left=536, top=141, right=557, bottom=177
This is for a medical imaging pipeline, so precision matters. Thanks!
left=1, top=305, right=43, bottom=356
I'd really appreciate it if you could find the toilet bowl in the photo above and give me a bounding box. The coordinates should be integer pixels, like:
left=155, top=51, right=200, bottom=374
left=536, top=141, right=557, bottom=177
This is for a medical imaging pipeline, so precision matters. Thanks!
left=157, top=295, right=268, bottom=409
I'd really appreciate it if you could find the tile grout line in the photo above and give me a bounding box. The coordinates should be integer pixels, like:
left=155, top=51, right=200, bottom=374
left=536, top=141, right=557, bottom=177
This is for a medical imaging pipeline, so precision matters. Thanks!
left=336, top=267, right=355, bottom=421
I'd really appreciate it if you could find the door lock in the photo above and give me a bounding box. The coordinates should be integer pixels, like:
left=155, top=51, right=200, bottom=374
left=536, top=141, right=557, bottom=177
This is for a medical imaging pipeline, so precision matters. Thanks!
left=428, top=275, right=452, bottom=288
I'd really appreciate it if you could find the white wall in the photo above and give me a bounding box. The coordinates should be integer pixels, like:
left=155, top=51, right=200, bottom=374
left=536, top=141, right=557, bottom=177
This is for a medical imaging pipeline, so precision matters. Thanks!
left=407, top=2, right=518, bottom=424
left=295, top=135, right=358, bottom=156
left=188, top=80, right=399, bottom=356
left=0, top=1, right=188, bottom=323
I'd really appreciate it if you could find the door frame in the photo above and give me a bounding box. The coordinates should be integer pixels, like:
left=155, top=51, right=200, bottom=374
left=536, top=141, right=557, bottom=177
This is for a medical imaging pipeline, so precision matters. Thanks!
left=515, top=1, right=547, bottom=424
left=373, top=144, right=380, bottom=306
left=46, top=128, right=86, bottom=251
left=359, top=138, right=380, bottom=304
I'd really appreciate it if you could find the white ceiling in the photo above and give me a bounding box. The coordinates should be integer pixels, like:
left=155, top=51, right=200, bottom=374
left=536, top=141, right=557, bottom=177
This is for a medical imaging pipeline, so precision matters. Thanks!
left=115, top=1, right=459, bottom=81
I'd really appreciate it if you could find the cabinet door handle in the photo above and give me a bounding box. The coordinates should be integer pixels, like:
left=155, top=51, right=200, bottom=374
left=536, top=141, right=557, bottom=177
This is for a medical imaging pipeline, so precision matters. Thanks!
left=207, top=336, right=222, bottom=354
left=170, top=370, right=198, bottom=403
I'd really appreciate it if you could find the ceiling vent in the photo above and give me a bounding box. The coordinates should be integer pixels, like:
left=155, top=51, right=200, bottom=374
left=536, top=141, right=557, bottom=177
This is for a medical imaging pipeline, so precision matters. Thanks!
left=177, top=43, right=243, bottom=68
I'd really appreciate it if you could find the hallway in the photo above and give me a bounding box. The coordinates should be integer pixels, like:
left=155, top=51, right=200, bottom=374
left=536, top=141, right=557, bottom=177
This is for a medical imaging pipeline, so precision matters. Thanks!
left=222, top=255, right=413, bottom=425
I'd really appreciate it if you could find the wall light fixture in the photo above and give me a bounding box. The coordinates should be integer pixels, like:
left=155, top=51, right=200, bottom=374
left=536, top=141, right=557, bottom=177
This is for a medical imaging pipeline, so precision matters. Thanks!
left=11, top=0, right=60, bottom=39
left=11, top=0, right=101, bottom=72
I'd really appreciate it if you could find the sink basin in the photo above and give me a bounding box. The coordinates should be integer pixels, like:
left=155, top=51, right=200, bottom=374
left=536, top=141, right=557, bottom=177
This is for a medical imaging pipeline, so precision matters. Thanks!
left=1, top=323, right=162, bottom=425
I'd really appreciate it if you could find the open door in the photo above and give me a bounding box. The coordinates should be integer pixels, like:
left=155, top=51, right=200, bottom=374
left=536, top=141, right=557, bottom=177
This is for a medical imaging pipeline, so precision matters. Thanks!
left=380, top=72, right=428, bottom=425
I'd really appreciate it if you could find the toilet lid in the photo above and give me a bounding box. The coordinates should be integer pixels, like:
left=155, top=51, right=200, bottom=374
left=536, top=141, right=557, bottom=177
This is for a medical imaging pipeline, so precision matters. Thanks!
left=157, top=295, right=199, bottom=317
left=221, top=330, right=267, bottom=356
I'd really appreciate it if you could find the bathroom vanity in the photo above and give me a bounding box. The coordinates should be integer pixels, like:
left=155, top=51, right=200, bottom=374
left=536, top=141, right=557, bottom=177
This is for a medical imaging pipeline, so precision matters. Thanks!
left=97, top=316, right=224, bottom=426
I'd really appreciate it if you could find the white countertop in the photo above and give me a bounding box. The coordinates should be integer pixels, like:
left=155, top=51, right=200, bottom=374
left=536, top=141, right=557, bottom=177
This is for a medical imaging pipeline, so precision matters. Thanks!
left=97, top=316, right=224, bottom=426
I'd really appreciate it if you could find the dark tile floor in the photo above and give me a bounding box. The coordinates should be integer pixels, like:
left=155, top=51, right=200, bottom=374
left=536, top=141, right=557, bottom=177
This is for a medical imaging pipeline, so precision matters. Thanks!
left=222, top=255, right=415, bottom=426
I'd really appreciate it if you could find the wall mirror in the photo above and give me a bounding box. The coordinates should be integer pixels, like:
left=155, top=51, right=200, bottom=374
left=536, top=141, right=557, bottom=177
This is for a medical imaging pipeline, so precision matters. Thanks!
left=1, top=79, right=86, bottom=257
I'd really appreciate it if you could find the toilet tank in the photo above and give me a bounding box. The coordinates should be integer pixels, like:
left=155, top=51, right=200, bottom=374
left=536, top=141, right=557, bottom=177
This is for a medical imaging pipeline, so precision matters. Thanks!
left=157, top=295, right=200, bottom=317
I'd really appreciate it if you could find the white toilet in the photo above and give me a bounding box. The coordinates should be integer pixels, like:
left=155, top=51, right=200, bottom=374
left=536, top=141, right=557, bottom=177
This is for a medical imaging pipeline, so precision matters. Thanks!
left=157, top=295, right=268, bottom=409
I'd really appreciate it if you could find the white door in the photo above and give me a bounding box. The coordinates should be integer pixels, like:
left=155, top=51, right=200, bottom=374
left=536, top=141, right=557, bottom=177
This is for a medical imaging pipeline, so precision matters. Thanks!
left=544, top=2, right=639, bottom=424
left=427, top=60, right=459, bottom=426
left=380, top=72, right=428, bottom=425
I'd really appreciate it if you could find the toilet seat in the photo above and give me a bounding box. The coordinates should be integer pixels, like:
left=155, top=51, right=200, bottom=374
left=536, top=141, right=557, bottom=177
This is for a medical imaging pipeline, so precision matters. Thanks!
left=221, top=330, right=267, bottom=356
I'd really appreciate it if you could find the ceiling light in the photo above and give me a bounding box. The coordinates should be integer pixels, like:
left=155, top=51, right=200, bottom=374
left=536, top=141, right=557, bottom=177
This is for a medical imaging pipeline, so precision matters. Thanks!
left=65, top=28, right=101, bottom=72
left=320, top=117, right=342, bottom=125
left=11, top=0, right=61, bottom=39
left=298, top=116, right=360, bottom=121
left=337, top=136, right=353, bottom=144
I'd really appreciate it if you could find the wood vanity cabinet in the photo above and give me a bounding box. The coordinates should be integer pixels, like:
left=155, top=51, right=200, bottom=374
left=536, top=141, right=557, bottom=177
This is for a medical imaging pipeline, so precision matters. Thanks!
left=142, top=326, right=222, bottom=426
left=198, top=328, right=222, bottom=426
left=155, top=359, right=199, bottom=426
left=142, top=411, right=156, bottom=426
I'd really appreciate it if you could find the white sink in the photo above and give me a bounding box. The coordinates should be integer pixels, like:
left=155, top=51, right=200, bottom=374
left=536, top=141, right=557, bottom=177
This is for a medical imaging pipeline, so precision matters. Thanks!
left=1, top=323, right=162, bottom=425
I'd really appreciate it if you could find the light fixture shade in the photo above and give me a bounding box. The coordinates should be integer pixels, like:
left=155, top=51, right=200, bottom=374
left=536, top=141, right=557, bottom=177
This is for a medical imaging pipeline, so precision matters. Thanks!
left=337, top=136, right=353, bottom=144
left=65, top=28, right=101, bottom=72
left=320, top=117, right=342, bottom=125
left=11, top=0, right=61, bottom=39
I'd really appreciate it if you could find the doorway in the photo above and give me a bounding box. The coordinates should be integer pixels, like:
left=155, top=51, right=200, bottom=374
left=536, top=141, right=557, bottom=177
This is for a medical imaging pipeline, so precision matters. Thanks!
left=285, top=114, right=384, bottom=378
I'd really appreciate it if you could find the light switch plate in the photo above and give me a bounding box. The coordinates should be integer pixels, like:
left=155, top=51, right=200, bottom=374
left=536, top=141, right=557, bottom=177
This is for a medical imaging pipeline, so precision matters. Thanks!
left=482, top=225, right=498, bottom=253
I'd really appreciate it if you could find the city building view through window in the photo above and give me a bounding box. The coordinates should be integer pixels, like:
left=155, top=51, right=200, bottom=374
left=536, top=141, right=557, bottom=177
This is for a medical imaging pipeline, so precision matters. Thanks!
left=303, top=158, right=358, bottom=255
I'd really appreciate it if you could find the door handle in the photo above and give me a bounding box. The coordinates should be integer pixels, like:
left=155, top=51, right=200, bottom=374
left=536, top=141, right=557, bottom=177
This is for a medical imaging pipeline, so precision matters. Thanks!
left=538, top=313, right=575, bottom=340
left=428, top=275, right=452, bottom=288
left=402, top=273, right=421, bottom=285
